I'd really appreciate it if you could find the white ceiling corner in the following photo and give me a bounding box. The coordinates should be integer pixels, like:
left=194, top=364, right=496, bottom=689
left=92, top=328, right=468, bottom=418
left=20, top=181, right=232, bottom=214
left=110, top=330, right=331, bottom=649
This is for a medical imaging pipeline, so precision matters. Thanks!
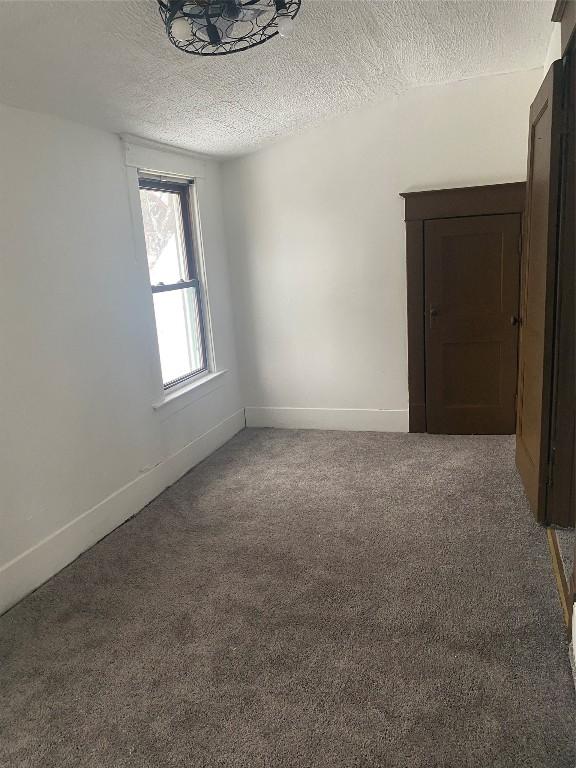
left=0, top=1, right=555, bottom=156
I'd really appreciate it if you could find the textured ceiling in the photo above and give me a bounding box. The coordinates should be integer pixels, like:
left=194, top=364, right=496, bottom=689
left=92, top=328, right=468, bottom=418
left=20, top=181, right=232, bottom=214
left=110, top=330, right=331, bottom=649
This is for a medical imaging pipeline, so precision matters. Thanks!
left=0, top=1, right=554, bottom=156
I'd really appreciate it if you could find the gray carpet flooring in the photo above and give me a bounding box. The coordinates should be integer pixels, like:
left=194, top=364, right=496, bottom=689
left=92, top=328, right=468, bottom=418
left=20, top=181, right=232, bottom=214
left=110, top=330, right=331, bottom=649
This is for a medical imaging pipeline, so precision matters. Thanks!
left=556, top=527, right=575, bottom=587
left=0, top=429, right=574, bottom=767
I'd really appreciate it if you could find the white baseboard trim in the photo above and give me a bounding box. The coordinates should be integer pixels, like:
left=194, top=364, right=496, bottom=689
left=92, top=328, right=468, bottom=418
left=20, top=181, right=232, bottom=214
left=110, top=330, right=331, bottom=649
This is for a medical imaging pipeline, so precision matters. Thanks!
left=0, top=408, right=245, bottom=617
left=245, top=406, right=409, bottom=432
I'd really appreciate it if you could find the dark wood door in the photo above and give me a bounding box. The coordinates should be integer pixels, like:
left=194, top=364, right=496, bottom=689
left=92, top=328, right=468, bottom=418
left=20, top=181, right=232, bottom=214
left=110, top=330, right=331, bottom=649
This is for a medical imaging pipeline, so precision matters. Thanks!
left=546, top=47, right=575, bottom=529
left=516, top=61, right=563, bottom=520
left=424, top=214, right=521, bottom=434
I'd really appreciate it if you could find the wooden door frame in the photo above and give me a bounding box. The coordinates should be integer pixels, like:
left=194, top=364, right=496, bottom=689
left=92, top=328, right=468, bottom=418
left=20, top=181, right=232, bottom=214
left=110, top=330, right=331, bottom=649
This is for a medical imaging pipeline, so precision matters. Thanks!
left=401, top=182, right=526, bottom=433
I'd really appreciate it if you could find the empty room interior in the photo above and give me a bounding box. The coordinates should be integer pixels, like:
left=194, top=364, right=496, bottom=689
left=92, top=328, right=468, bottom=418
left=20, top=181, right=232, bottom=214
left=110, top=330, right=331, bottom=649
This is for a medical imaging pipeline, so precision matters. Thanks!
left=1, top=0, right=576, bottom=765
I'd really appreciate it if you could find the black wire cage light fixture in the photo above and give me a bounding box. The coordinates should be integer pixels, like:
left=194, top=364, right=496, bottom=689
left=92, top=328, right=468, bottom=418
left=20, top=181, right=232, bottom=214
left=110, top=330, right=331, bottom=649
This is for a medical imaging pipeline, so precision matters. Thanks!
left=157, top=0, right=301, bottom=55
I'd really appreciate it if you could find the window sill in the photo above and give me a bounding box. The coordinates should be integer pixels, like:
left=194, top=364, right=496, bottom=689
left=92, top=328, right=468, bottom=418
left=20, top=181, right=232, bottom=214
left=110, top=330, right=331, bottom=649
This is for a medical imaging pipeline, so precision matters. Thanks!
left=153, top=370, right=228, bottom=416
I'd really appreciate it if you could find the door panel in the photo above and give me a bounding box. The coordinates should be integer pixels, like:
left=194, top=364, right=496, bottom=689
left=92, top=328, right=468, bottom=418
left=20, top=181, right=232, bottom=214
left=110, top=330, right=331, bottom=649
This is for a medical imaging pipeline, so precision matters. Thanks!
left=516, top=60, right=563, bottom=520
left=424, top=214, right=521, bottom=434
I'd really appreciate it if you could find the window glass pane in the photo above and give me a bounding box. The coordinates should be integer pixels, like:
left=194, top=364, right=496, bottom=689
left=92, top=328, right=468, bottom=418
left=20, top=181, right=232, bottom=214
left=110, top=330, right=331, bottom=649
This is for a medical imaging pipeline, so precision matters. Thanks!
left=152, top=286, right=205, bottom=385
left=139, top=188, right=188, bottom=285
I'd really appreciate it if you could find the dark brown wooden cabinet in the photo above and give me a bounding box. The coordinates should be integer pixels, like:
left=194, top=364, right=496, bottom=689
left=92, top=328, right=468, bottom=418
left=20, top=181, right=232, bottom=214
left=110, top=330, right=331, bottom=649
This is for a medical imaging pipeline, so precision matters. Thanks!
left=516, top=61, right=563, bottom=520
left=516, top=40, right=574, bottom=530
left=547, top=47, right=575, bottom=531
left=546, top=0, right=576, bottom=627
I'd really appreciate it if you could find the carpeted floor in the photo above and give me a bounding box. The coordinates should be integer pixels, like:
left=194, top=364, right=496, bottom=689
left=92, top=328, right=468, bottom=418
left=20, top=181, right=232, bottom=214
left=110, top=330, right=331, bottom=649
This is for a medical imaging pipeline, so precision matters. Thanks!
left=556, top=527, right=575, bottom=587
left=0, top=429, right=574, bottom=767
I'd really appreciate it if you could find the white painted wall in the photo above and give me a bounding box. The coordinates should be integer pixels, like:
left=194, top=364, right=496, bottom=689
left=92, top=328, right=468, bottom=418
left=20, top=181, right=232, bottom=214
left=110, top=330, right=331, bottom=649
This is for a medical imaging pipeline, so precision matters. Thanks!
left=222, top=68, right=543, bottom=432
left=543, top=22, right=562, bottom=75
left=0, top=65, right=549, bottom=612
left=0, top=103, right=243, bottom=614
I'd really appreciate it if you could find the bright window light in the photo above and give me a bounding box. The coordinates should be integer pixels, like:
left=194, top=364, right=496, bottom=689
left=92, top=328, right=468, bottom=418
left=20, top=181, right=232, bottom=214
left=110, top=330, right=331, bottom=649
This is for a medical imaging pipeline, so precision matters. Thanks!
left=139, top=177, right=208, bottom=389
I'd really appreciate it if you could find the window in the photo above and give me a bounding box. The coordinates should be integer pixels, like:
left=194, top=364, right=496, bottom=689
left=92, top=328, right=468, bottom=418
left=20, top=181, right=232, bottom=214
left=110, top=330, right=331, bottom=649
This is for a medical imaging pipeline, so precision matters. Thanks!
left=139, top=177, right=208, bottom=389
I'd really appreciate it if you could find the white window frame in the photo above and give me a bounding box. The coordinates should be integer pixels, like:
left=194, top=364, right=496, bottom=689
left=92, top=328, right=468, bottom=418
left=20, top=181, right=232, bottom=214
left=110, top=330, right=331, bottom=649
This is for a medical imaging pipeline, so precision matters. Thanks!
left=123, top=136, right=225, bottom=411
left=139, top=174, right=209, bottom=388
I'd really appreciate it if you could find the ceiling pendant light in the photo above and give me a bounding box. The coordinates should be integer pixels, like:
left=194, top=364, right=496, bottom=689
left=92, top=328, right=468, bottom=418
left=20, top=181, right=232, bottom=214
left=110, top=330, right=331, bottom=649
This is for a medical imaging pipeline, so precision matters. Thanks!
left=158, top=0, right=301, bottom=56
